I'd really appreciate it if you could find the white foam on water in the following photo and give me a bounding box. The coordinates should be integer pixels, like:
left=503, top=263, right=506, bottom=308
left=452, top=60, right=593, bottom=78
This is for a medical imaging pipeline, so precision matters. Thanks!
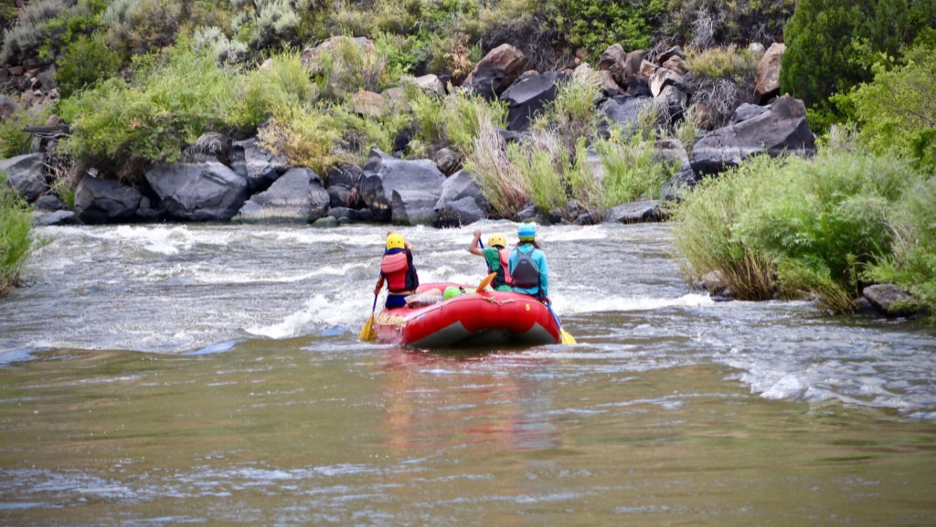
left=245, top=293, right=367, bottom=340
left=554, top=292, right=713, bottom=315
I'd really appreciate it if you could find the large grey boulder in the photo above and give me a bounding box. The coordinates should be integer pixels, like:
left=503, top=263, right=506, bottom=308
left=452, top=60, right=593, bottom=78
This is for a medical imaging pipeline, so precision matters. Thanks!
left=690, top=95, right=816, bottom=177
left=433, top=170, right=490, bottom=227
left=862, top=284, right=920, bottom=318
left=501, top=71, right=569, bottom=133
left=229, top=136, right=289, bottom=193
left=604, top=200, right=668, bottom=223
left=1, top=153, right=48, bottom=203
left=33, top=209, right=78, bottom=226
left=358, top=148, right=446, bottom=225
left=73, top=174, right=143, bottom=224
left=145, top=160, right=248, bottom=222
left=234, top=167, right=330, bottom=223
left=599, top=95, right=655, bottom=134
left=462, top=44, right=528, bottom=100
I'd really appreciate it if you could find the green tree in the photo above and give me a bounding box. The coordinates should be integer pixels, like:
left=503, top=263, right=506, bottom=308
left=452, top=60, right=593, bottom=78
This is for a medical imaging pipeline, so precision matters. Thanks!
left=780, top=0, right=936, bottom=119
left=843, top=33, right=936, bottom=172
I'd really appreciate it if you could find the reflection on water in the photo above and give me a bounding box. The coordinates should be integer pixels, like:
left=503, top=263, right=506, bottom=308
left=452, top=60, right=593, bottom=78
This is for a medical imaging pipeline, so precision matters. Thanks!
left=0, top=343, right=934, bottom=526
left=0, top=223, right=935, bottom=525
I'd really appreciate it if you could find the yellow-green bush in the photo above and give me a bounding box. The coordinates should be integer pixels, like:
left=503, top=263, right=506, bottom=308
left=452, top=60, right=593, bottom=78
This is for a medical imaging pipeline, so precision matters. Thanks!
left=0, top=170, right=34, bottom=295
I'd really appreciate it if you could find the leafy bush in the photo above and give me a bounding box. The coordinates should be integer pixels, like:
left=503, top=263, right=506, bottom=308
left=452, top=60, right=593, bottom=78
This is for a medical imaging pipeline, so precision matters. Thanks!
left=672, top=150, right=921, bottom=312
left=307, top=36, right=392, bottom=101
left=866, top=177, right=936, bottom=320
left=103, top=0, right=183, bottom=55
left=58, top=43, right=256, bottom=174
left=840, top=35, right=936, bottom=173
left=547, top=0, right=665, bottom=58
left=0, top=170, right=34, bottom=295
left=0, top=104, right=54, bottom=159
left=56, top=32, right=123, bottom=97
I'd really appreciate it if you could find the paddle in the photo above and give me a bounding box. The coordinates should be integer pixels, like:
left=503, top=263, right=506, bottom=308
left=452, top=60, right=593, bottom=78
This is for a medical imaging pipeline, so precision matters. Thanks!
left=476, top=272, right=496, bottom=293
left=544, top=300, right=576, bottom=345
left=359, top=294, right=378, bottom=341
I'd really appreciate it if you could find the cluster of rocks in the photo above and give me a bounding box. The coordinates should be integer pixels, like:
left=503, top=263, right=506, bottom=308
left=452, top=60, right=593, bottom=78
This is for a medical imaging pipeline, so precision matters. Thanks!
left=2, top=38, right=815, bottom=229
left=693, top=269, right=926, bottom=319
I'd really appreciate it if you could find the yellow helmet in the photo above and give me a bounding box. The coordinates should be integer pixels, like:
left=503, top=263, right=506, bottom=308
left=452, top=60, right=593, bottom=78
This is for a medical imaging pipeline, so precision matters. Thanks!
left=487, top=234, right=507, bottom=248
left=386, top=233, right=405, bottom=250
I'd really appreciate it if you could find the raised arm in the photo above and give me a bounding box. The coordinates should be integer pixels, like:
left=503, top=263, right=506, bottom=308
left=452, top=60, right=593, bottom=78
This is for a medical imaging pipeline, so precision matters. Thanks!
left=468, top=229, right=484, bottom=256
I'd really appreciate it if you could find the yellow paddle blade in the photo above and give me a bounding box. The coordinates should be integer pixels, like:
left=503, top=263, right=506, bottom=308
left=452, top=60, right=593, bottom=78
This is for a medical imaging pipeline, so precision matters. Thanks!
left=475, top=272, right=497, bottom=293
left=359, top=313, right=377, bottom=341
left=560, top=329, right=576, bottom=345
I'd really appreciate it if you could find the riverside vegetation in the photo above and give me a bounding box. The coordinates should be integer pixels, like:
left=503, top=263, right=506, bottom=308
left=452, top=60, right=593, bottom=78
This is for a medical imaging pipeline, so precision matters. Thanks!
left=0, top=0, right=934, bottom=321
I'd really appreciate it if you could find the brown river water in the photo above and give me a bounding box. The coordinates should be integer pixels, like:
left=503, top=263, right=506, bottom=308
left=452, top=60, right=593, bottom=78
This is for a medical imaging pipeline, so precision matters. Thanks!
left=1, top=222, right=934, bottom=526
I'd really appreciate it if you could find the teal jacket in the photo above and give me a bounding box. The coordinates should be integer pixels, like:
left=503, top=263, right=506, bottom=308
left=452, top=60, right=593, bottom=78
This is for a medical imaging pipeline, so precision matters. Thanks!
left=508, top=244, right=548, bottom=298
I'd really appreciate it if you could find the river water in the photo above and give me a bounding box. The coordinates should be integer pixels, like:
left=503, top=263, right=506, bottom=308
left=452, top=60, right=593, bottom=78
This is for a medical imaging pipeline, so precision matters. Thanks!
left=1, top=222, right=934, bottom=526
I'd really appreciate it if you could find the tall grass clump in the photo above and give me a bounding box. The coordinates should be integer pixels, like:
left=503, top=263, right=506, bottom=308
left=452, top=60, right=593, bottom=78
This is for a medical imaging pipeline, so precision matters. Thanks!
left=465, top=117, right=529, bottom=218
left=672, top=150, right=921, bottom=312
left=594, top=131, right=672, bottom=206
left=670, top=156, right=777, bottom=300
left=866, top=177, right=936, bottom=320
left=58, top=42, right=257, bottom=175
left=409, top=85, right=508, bottom=158
left=0, top=171, right=34, bottom=295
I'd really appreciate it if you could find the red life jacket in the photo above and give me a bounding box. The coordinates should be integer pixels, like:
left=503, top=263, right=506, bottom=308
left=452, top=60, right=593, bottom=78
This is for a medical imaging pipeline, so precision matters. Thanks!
left=381, top=251, right=411, bottom=293
left=498, top=248, right=514, bottom=286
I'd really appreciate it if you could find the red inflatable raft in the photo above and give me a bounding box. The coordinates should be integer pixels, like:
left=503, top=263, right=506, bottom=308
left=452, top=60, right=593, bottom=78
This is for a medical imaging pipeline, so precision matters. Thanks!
left=373, top=282, right=561, bottom=347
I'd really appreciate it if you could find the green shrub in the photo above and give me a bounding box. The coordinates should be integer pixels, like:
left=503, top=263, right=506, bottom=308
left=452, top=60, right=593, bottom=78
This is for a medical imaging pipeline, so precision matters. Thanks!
left=672, top=150, right=920, bottom=312
left=0, top=104, right=53, bottom=160
left=595, top=132, right=671, bottom=206
left=103, top=0, right=182, bottom=55
left=780, top=0, right=936, bottom=122
left=685, top=44, right=761, bottom=81
left=0, top=0, right=75, bottom=65
left=841, top=36, right=936, bottom=173
left=56, top=32, right=123, bottom=97
left=671, top=156, right=777, bottom=300
left=259, top=103, right=343, bottom=176
left=193, top=25, right=248, bottom=65
left=0, top=170, right=34, bottom=295
left=866, top=177, right=936, bottom=320
left=58, top=43, right=255, bottom=174
left=307, top=36, right=393, bottom=101
left=547, top=0, right=665, bottom=58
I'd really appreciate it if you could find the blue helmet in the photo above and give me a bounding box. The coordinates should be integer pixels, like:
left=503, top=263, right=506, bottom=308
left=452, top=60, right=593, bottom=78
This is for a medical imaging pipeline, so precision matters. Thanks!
left=518, top=223, right=536, bottom=241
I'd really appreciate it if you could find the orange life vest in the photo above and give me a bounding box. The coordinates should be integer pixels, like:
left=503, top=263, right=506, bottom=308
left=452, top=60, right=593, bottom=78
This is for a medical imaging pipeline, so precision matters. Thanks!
left=380, top=251, right=411, bottom=293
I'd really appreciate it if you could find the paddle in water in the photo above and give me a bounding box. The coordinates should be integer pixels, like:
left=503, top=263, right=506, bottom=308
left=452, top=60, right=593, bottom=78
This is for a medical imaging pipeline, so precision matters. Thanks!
left=544, top=300, right=576, bottom=345
left=359, top=294, right=378, bottom=341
